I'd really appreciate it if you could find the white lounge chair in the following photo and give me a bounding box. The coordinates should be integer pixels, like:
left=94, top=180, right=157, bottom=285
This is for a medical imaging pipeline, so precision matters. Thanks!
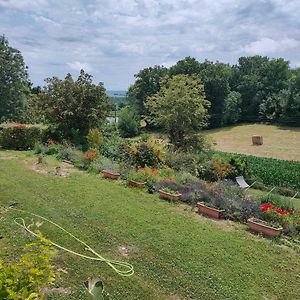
left=236, top=176, right=256, bottom=190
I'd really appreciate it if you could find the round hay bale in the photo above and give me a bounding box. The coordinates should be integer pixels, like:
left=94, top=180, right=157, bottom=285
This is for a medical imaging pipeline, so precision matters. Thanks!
left=252, top=135, right=263, bottom=145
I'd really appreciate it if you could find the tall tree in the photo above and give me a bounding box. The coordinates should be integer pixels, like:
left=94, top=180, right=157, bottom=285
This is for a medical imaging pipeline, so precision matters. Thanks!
left=33, top=70, right=110, bottom=139
left=169, top=56, right=201, bottom=76
left=0, top=35, right=30, bottom=121
left=146, top=75, right=210, bottom=148
left=128, top=65, right=168, bottom=116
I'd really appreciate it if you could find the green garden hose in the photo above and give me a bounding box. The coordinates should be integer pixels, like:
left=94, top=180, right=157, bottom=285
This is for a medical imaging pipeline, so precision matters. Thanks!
left=10, top=207, right=134, bottom=277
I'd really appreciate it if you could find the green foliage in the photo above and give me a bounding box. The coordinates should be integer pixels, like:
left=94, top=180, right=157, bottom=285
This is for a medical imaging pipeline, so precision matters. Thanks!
left=128, top=65, right=168, bottom=116
left=222, top=91, right=242, bottom=124
left=0, top=232, right=57, bottom=300
left=212, top=151, right=300, bottom=191
left=146, top=75, right=210, bottom=148
left=0, top=123, right=46, bottom=150
left=100, top=130, right=130, bottom=163
left=0, top=35, right=30, bottom=122
left=32, top=70, right=110, bottom=140
left=118, top=107, right=139, bottom=137
left=34, top=142, right=61, bottom=155
left=126, top=170, right=147, bottom=183
left=87, top=128, right=103, bottom=149
left=130, top=138, right=164, bottom=167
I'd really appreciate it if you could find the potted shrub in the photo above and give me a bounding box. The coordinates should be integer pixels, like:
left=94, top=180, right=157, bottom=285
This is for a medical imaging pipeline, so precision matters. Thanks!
left=126, top=171, right=146, bottom=188
left=197, top=202, right=224, bottom=219
left=247, top=217, right=283, bottom=237
left=159, top=187, right=181, bottom=201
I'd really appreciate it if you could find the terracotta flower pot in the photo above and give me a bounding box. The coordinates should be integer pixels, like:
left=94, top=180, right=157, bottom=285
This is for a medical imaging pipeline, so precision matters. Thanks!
left=37, top=156, right=43, bottom=164
left=102, top=170, right=120, bottom=180
left=247, top=218, right=283, bottom=237
left=127, top=180, right=146, bottom=188
left=197, top=202, right=224, bottom=219
left=159, top=190, right=181, bottom=201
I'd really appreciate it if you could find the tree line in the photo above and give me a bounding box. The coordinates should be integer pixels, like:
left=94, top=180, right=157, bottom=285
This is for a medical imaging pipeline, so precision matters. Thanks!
left=128, top=56, right=300, bottom=127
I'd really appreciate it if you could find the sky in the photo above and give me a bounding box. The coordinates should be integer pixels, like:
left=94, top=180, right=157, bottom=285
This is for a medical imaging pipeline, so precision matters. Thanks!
left=1, top=0, right=300, bottom=90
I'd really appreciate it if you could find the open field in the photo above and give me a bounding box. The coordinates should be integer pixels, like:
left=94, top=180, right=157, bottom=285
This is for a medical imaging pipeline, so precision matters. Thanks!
left=1, top=151, right=300, bottom=299
left=205, top=124, right=300, bottom=161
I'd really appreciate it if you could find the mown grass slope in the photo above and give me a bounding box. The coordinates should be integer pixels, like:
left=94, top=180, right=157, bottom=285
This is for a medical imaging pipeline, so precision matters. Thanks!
left=0, top=151, right=299, bottom=299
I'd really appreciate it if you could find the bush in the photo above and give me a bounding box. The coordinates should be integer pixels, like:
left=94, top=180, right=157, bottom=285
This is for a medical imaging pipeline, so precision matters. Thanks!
left=118, top=107, right=139, bottom=138
left=0, top=233, right=57, bottom=299
left=0, top=123, right=46, bottom=150
left=165, top=149, right=198, bottom=175
left=87, top=128, right=102, bottom=149
left=100, top=131, right=131, bottom=163
left=88, top=156, right=119, bottom=174
left=201, top=182, right=261, bottom=221
left=130, top=138, right=164, bottom=167
left=57, top=145, right=85, bottom=167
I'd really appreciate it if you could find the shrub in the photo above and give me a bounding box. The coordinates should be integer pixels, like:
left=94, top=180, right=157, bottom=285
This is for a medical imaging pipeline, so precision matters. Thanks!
left=0, top=123, right=46, bottom=150
left=100, top=131, right=131, bottom=163
left=57, top=145, right=84, bottom=167
left=126, top=170, right=148, bottom=183
left=87, top=128, right=102, bottom=149
left=201, top=183, right=261, bottom=222
left=88, top=156, right=119, bottom=174
left=130, top=138, right=164, bottom=167
left=118, top=107, right=139, bottom=138
left=0, top=232, right=57, bottom=299
left=211, top=157, right=234, bottom=180
left=165, top=149, right=198, bottom=175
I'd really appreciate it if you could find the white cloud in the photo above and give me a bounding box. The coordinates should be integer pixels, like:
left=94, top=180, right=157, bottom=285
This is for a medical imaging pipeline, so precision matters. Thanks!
left=67, top=61, right=92, bottom=72
left=243, top=37, right=300, bottom=55
left=1, top=0, right=300, bottom=89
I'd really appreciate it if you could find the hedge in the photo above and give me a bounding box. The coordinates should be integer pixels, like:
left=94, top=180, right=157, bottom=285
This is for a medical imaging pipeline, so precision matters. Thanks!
left=0, top=123, right=47, bottom=150
left=211, top=151, right=300, bottom=191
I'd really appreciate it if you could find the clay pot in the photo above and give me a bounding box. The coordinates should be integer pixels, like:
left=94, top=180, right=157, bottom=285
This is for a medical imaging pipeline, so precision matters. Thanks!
left=247, top=218, right=283, bottom=237
left=197, top=202, right=224, bottom=219
left=127, top=180, right=146, bottom=188
left=102, top=170, right=121, bottom=180
left=159, top=190, right=181, bottom=201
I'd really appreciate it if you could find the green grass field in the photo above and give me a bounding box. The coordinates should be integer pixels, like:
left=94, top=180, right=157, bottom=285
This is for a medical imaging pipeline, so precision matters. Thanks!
left=205, top=123, right=300, bottom=161
left=1, top=151, right=300, bottom=299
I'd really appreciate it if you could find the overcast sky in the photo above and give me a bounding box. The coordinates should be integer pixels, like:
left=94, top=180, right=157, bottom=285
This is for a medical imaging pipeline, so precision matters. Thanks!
left=1, top=0, right=300, bottom=90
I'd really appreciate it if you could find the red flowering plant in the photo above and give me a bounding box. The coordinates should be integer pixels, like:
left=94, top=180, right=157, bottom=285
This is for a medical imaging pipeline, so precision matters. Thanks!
left=260, top=203, right=300, bottom=237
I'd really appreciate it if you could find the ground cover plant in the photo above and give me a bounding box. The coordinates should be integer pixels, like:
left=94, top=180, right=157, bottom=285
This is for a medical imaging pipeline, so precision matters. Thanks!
left=1, top=151, right=300, bottom=299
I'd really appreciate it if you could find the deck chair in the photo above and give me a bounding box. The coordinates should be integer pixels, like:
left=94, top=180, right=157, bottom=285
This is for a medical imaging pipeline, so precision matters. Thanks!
left=236, top=176, right=256, bottom=190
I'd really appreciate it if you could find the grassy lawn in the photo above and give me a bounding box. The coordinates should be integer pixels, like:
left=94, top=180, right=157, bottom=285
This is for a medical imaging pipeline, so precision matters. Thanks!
left=205, top=123, right=300, bottom=161
left=1, top=151, right=300, bottom=299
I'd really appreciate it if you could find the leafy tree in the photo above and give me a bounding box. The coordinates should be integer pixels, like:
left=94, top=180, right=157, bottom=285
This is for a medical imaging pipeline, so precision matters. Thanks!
left=118, top=106, right=139, bottom=137
left=128, top=65, right=168, bottom=116
left=198, top=60, right=233, bottom=126
left=169, top=56, right=201, bottom=76
left=34, top=70, right=110, bottom=139
left=0, top=35, right=30, bottom=121
left=222, top=91, right=242, bottom=124
left=146, top=75, right=210, bottom=148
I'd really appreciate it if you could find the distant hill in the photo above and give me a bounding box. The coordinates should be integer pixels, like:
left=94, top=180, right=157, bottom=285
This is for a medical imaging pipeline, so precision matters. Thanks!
left=106, top=90, right=128, bottom=104
left=106, top=90, right=127, bottom=95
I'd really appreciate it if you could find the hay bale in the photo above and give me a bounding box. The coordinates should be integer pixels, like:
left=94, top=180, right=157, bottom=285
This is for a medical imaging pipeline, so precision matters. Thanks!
left=252, top=135, right=263, bottom=145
